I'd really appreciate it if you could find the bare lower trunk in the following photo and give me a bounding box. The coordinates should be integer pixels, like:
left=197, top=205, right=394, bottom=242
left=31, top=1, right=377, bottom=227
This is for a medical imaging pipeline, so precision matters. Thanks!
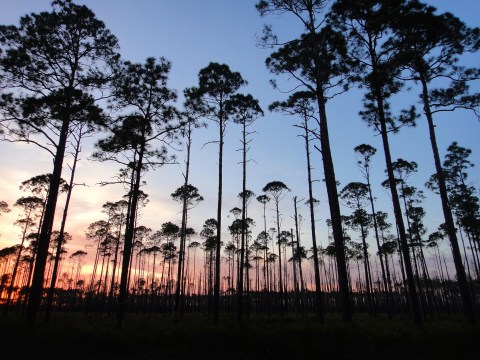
left=238, top=121, right=247, bottom=321
left=117, top=142, right=145, bottom=326
left=26, top=109, right=71, bottom=326
left=45, top=128, right=83, bottom=321
left=214, top=122, right=224, bottom=325
left=175, top=124, right=193, bottom=314
left=315, top=87, right=352, bottom=323
left=304, top=123, right=324, bottom=320
left=419, top=76, right=476, bottom=324
left=376, top=93, right=421, bottom=325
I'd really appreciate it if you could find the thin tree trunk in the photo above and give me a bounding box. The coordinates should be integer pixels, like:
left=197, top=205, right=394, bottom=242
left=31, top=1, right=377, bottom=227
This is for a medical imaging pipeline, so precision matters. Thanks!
left=45, top=126, right=83, bottom=321
left=375, top=92, right=421, bottom=325
left=367, top=183, right=392, bottom=318
left=360, top=223, right=375, bottom=316
left=419, top=76, right=476, bottom=324
left=4, top=210, right=32, bottom=314
left=175, top=123, right=192, bottom=315
left=290, top=228, right=299, bottom=313
left=238, top=120, right=248, bottom=321
left=275, top=200, right=284, bottom=314
left=303, top=122, right=324, bottom=321
left=108, top=222, right=123, bottom=309
left=214, top=115, right=224, bottom=325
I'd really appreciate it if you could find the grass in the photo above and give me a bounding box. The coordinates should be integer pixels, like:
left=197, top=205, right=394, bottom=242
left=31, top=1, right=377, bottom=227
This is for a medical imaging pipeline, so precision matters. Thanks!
left=0, top=312, right=479, bottom=359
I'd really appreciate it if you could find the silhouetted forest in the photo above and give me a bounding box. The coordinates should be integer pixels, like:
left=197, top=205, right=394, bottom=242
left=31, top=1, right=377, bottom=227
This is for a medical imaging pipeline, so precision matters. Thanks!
left=0, top=3, right=479, bottom=352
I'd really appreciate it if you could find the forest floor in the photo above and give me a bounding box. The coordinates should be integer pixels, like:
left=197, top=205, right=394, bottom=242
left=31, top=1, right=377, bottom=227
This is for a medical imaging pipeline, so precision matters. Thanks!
left=0, top=312, right=479, bottom=359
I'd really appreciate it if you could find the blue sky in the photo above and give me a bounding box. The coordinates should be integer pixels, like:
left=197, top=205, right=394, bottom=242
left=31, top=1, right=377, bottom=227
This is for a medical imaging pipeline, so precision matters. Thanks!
left=0, top=0, right=479, bottom=271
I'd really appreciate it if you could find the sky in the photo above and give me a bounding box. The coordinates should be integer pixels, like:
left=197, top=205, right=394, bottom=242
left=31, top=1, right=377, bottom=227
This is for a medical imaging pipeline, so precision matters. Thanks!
left=0, top=0, right=479, bottom=273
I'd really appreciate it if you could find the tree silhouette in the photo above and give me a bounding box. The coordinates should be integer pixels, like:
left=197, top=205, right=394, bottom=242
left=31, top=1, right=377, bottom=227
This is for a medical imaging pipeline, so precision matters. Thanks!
left=354, top=144, right=392, bottom=316
left=257, top=0, right=356, bottom=323
left=159, top=222, right=179, bottom=301
left=0, top=200, right=10, bottom=238
left=270, top=91, right=324, bottom=320
left=256, top=194, right=273, bottom=313
left=186, top=238, right=200, bottom=296
left=172, top=90, right=205, bottom=315
left=0, top=201, right=10, bottom=216
left=17, top=174, right=69, bottom=310
left=330, top=0, right=421, bottom=325
left=292, top=196, right=307, bottom=314
left=4, top=196, right=43, bottom=313
left=172, top=184, right=203, bottom=314
left=0, top=0, right=119, bottom=325
left=46, top=230, right=71, bottom=288
left=340, top=182, right=375, bottom=315
left=428, top=143, right=480, bottom=290
left=93, top=57, right=181, bottom=325
left=69, top=250, right=87, bottom=291
left=46, top=120, right=103, bottom=321
left=200, top=218, right=219, bottom=314
left=85, top=220, right=109, bottom=297
left=189, top=62, right=247, bottom=324
left=389, top=2, right=480, bottom=324
left=228, top=93, right=263, bottom=321
left=442, top=143, right=480, bottom=245
left=104, top=200, right=128, bottom=308
left=262, top=181, right=290, bottom=313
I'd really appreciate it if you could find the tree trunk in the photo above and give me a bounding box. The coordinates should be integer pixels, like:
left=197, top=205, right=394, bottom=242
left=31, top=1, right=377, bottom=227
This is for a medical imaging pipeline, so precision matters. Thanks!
left=238, top=120, right=247, bottom=321
left=175, top=123, right=192, bottom=315
left=367, top=183, right=392, bottom=317
left=375, top=93, right=421, bottom=325
left=214, top=114, right=224, bottom=325
left=45, top=126, right=83, bottom=321
left=117, top=139, right=145, bottom=326
left=360, top=223, right=375, bottom=316
left=26, top=99, right=72, bottom=326
left=4, top=209, right=32, bottom=314
left=419, top=75, right=476, bottom=324
left=275, top=200, right=284, bottom=314
left=290, top=228, right=299, bottom=313
left=108, top=222, right=123, bottom=309
left=304, top=123, right=324, bottom=320
left=315, top=87, right=352, bottom=323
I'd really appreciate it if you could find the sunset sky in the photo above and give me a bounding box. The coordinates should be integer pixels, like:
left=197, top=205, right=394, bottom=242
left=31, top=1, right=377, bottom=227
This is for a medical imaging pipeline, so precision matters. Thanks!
left=0, top=0, right=479, bottom=274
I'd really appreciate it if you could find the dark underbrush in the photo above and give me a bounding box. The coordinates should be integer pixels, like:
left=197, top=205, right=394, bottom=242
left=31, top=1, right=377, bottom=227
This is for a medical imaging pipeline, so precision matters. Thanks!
left=0, top=313, right=478, bottom=359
